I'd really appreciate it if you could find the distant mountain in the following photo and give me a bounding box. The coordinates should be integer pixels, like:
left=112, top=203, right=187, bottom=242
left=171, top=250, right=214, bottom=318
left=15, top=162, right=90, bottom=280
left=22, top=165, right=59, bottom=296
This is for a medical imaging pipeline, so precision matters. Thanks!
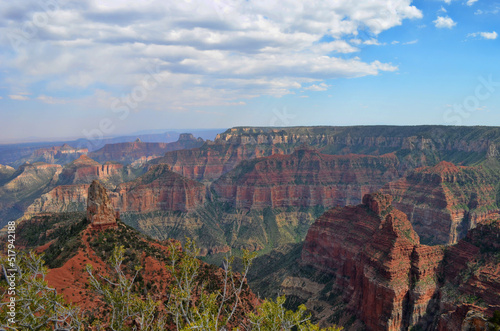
left=0, top=129, right=223, bottom=165
left=12, top=143, right=88, bottom=167
left=88, top=133, right=204, bottom=165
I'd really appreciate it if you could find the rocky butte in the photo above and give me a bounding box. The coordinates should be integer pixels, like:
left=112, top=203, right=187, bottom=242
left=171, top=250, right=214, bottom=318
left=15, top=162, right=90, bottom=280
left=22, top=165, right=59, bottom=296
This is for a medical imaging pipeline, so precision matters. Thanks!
left=296, top=193, right=499, bottom=330
left=86, top=180, right=118, bottom=230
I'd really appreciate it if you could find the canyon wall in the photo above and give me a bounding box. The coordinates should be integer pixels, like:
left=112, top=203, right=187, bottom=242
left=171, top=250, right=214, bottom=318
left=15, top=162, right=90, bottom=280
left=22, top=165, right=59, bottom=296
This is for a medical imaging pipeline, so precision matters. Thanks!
left=381, top=161, right=500, bottom=245
left=212, top=148, right=400, bottom=210
left=295, top=193, right=500, bottom=330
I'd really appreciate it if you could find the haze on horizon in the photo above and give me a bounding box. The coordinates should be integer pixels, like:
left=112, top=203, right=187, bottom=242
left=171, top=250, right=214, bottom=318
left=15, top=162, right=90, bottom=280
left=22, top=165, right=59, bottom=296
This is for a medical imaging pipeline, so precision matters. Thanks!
left=0, top=0, right=499, bottom=144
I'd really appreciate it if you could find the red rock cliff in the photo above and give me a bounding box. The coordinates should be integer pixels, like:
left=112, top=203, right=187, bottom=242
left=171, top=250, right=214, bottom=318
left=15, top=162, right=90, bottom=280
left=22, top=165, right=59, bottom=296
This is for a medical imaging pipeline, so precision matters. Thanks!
left=27, top=184, right=89, bottom=214
left=381, top=161, right=500, bottom=245
left=112, top=164, right=206, bottom=213
left=302, top=193, right=444, bottom=331
left=59, top=155, right=124, bottom=185
left=212, top=148, right=400, bottom=210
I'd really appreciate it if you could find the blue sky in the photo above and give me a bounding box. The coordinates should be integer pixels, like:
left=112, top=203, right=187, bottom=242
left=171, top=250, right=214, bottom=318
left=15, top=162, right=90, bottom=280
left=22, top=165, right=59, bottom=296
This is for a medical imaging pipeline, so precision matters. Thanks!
left=0, top=0, right=499, bottom=143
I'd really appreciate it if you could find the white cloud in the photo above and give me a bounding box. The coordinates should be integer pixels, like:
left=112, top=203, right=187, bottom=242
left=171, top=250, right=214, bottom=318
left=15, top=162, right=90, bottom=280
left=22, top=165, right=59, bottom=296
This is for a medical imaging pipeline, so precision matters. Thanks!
left=391, top=40, right=400, bottom=44
left=433, top=16, right=457, bottom=29
left=0, top=0, right=422, bottom=109
left=467, top=0, right=478, bottom=5
left=439, top=6, right=447, bottom=13
left=37, top=95, right=67, bottom=104
left=305, top=83, right=329, bottom=91
left=442, top=0, right=452, bottom=4
left=9, top=95, right=29, bottom=101
left=363, top=39, right=386, bottom=46
left=403, top=39, right=419, bottom=45
left=468, top=31, right=498, bottom=40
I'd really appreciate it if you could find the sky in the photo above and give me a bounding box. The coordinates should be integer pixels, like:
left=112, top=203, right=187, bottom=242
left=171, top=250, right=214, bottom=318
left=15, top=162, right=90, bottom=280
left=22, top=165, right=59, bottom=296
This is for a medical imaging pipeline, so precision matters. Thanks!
left=0, top=0, right=499, bottom=143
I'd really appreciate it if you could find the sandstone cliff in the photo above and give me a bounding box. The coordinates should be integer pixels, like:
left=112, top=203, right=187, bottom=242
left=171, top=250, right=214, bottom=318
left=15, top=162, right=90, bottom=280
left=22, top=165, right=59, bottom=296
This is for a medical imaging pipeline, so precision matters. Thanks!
left=58, top=155, right=127, bottom=187
left=112, top=164, right=206, bottom=213
left=150, top=142, right=285, bottom=182
left=437, top=217, right=500, bottom=330
left=0, top=162, right=62, bottom=227
left=154, top=126, right=500, bottom=183
left=215, top=126, right=499, bottom=164
left=301, top=193, right=444, bottom=330
left=271, top=193, right=500, bottom=330
left=212, top=148, right=400, bottom=210
left=381, top=161, right=500, bottom=245
left=27, top=184, right=89, bottom=214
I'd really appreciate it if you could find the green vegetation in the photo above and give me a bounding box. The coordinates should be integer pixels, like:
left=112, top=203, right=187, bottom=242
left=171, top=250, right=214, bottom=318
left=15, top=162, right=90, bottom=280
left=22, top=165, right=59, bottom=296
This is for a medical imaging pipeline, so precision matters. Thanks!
left=0, top=251, right=84, bottom=330
left=489, top=311, right=500, bottom=331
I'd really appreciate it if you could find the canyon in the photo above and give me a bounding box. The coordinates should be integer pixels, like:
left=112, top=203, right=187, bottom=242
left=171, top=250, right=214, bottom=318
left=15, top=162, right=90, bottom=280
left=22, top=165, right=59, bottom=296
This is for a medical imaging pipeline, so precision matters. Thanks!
left=1, top=125, right=500, bottom=330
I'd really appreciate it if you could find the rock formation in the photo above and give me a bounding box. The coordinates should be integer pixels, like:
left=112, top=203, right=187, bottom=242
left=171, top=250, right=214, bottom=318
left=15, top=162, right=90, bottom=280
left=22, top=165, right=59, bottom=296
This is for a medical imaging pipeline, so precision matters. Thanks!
left=88, top=133, right=204, bottom=165
left=0, top=164, right=15, bottom=182
left=87, top=180, right=117, bottom=230
left=212, top=148, right=400, bottom=209
left=293, top=193, right=499, bottom=330
left=27, top=184, right=89, bottom=214
left=58, top=155, right=125, bottom=186
left=0, top=162, right=62, bottom=227
left=381, top=161, right=500, bottom=245
left=437, top=217, right=500, bottom=329
left=301, top=193, right=444, bottom=330
left=15, top=144, right=88, bottom=166
left=156, top=126, right=500, bottom=183
left=112, top=164, right=206, bottom=213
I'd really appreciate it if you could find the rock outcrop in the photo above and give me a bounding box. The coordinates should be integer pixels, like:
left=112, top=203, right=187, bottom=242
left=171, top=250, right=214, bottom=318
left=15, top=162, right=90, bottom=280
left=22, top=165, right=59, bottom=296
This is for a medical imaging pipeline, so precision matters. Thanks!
left=87, top=180, right=117, bottom=230
left=293, top=193, right=500, bottom=330
left=27, top=184, right=89, bottom=214
left=58, top=155, right=125, bottom=186
left=214, top=126, right=499, bottom=160
left=381, top=161, right=500, bottom=245
left=301, top=193, right=444, bottom=330
left=88, top=133, right=204, bottom=165
left=212, top=148, right=400, bottom=209
left=0, top=162, right=62, bottom=227
left=25, top=164, right=206, bottom=216
left=151, top=143, right=281, bottom=182
left=112, top=164, right=206, bottom=213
